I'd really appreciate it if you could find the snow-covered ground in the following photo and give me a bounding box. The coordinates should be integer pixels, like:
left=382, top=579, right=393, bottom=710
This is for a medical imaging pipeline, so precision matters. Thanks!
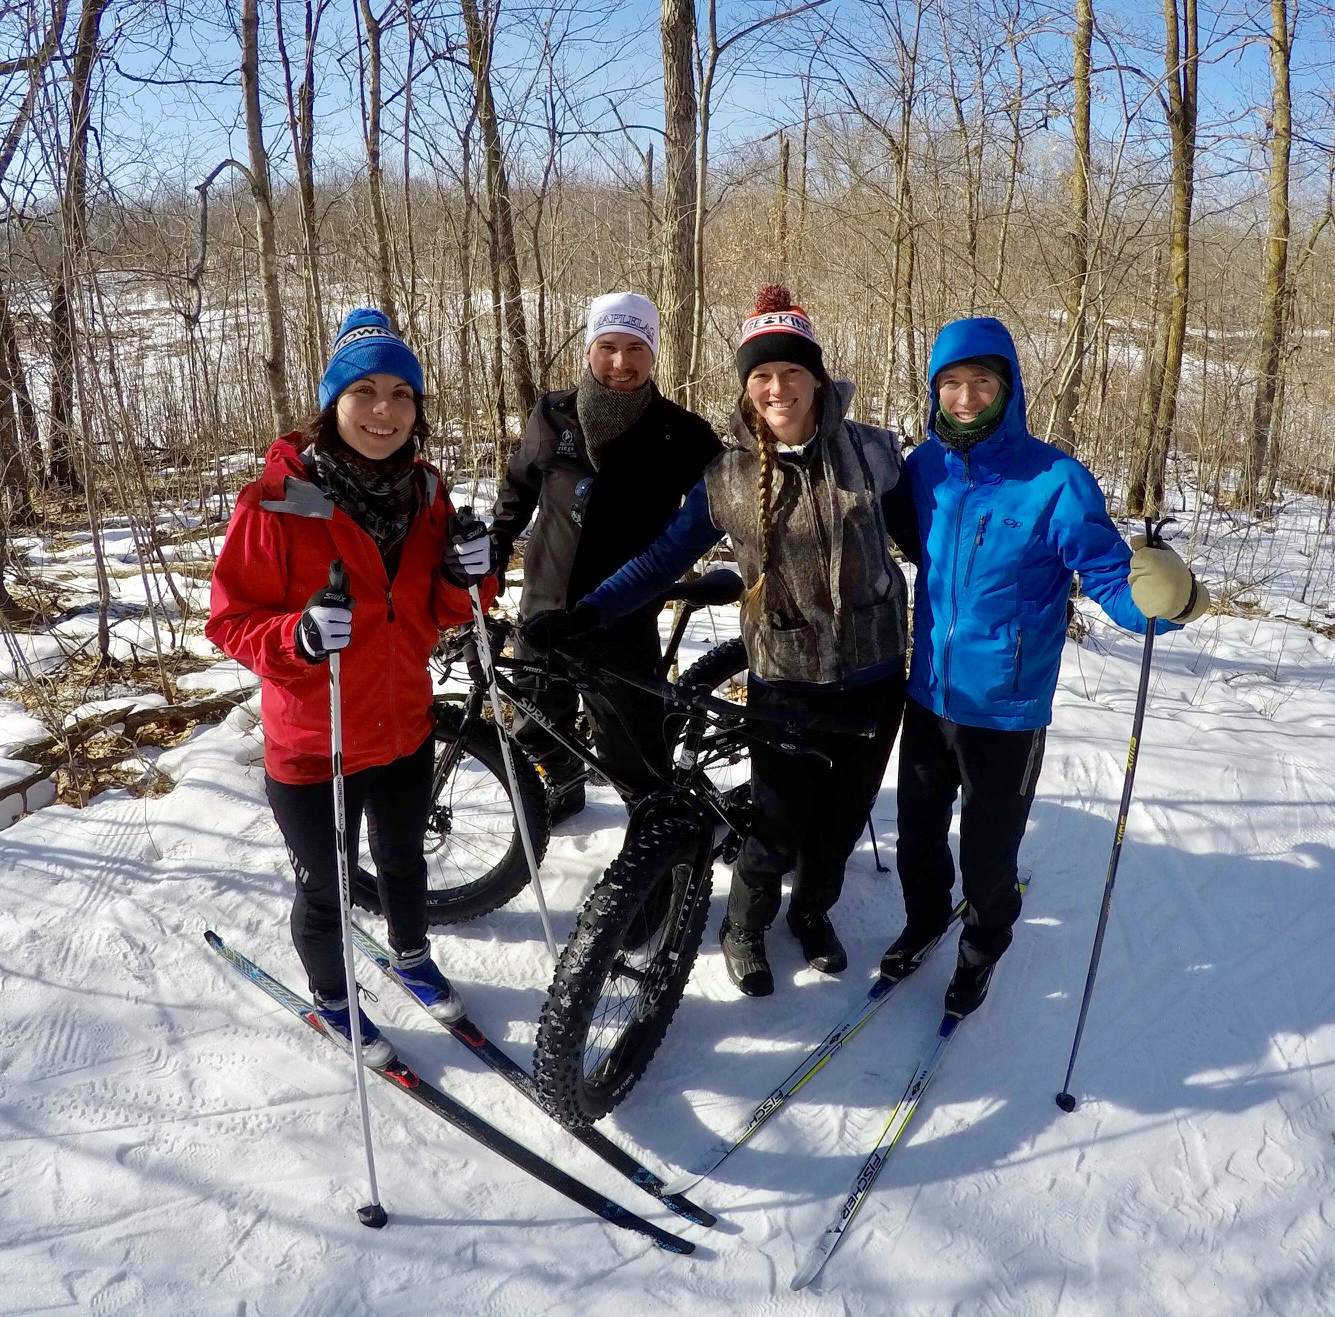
left=1, top=490, right=1333, bottom=1315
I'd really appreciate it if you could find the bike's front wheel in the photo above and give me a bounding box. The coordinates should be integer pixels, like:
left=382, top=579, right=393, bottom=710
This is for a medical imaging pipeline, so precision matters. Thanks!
left=352, top=702, right=550, bottom=925
left=533, top=807, right=713, bottom=1124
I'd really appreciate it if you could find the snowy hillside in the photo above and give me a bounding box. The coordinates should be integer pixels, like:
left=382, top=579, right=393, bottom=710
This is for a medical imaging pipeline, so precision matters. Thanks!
left=1, top=492, right=1333, bottom=1315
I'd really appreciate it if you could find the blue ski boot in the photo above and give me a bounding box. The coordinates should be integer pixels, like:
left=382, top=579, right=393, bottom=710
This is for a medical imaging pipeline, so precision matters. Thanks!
left=312, top=991, right=396, bottom=1068
left=390, top=944, right=464, bottom=1023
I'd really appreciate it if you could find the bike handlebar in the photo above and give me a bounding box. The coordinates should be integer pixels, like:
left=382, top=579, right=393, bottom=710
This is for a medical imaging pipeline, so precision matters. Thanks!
left=439, top=611, right=873, bottom=757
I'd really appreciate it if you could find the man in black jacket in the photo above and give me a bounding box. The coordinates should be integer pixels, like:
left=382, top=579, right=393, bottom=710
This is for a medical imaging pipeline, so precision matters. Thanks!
left=489, top=292, right=721, bottom=821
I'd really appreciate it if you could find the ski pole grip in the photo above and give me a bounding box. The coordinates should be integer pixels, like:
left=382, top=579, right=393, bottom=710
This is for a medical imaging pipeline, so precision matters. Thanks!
left=1144, top=515, right=1176, bottom=550
left=328, top=557, right=349, bottom=597
left=451, top=505, right=485, bottom=546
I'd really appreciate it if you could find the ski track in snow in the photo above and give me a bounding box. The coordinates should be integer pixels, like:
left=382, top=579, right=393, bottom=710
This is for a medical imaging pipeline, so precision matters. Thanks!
left=2, top=506, right=1335, bottom=1314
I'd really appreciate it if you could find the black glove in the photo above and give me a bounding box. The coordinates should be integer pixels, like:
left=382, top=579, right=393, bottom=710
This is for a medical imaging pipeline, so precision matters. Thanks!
left=524, top=602, right=599, bottom=651
left=296, top=582, right=354, bottom=664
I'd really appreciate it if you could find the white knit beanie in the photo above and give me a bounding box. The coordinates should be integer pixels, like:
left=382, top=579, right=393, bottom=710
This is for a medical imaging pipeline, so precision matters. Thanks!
left=584, top=292, right=659, bottom=355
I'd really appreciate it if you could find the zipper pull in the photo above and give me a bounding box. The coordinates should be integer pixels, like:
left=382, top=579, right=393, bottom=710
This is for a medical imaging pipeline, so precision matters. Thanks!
left=976, top=512, right=990, bottom=545
left=386, top=589, right=395, bottom=622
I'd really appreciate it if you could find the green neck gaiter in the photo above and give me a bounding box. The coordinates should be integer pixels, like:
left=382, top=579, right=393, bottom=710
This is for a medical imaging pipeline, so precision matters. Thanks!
left=935, top=385, right=1009, bottom=452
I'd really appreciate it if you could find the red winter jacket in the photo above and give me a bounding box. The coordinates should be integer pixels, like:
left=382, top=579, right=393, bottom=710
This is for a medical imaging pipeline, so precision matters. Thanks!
left=207, top=436, right=497, bottom=784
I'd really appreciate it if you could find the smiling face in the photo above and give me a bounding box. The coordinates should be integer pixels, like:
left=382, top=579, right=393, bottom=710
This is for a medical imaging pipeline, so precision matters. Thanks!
left=587, top=332, right=654, bottom=391
left=334, top=373, right=418, bottom=459
left=745, top=360, right=819, bottom=445
left=936, top=363, right=1004, bottom=425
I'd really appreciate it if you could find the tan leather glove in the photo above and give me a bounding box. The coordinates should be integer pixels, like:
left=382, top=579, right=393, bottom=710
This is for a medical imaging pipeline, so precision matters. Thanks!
left=1128, top=534, right=1211, bottom=623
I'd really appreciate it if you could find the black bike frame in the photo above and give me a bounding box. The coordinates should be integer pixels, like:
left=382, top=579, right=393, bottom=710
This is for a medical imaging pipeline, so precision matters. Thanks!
left=433, top=613, right=865, bottom=858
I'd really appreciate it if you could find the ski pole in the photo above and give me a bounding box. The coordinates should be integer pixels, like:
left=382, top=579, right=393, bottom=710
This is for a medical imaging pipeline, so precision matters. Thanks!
left=1056, top=518, right=1168, bottom=1113
left=866, top=815, right=890, bottom=873
left=325, top=558, right=388, bottom=1227
left=452, top=508, right=559, bottom=964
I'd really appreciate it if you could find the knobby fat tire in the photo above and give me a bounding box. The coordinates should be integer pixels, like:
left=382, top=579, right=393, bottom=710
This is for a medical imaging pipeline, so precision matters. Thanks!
left=533, top=807, right=714, bottom=1124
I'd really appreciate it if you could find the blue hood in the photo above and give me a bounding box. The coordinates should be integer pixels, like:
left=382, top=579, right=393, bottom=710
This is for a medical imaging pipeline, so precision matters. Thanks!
left=925, top=317, right=1028, bottom=449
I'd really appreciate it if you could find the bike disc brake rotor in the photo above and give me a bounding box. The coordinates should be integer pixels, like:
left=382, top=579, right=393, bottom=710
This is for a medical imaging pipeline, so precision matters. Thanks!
left=423, top=749, right=514, bottom=882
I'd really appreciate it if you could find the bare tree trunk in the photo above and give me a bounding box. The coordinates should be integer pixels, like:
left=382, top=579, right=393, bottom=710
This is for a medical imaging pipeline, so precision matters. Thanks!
left=241, top=0, right=295, bottom=431
left=643, top=141, right=657, bottom=296
left=775, top=133, right=791, bottom=280
left=401, top=10, right=422, bottom=347
left=659, top=0, right=698, bottom=402
left=459, top=0, right=537, bottom=427
left=1239, top=0, right=1292, bottom=510
left=487, top=207, right=507, bottom=435
left=48, top=0, right=110, bottom=491
left=2, top=0, right=69, bottom=506
left=991, top=33, right=1024, bottom=298
left=900, top=194, right=922, bottom=439
left=456, top=132, right=480, bottom=448
left=878, top=224, right=903, bottom=430
left=797, top=74, right=811, bottom=262
left=1129, top=244, right=1168, bottom=511
left=944, top=47, right=981, bottom=314
left=358, top=0, right=401, bottom=331
left=1132, top=0, right=1197, bottom=518
left=1049, top=0, right=1092, bottom=456
left=0, top=280, right=35, bottom=522
left=275, top=0, right=329, bottom=382
left=0, top=0, right=70, bottom=179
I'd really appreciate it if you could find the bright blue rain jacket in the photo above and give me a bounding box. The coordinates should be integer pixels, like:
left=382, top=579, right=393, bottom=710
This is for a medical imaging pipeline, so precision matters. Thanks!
left=907, top=317, right=1173, bottom=731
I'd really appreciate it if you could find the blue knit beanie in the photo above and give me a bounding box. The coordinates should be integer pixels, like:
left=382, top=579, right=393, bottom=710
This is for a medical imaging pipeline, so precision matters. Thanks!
left=319, top=308, right=425, bottom=409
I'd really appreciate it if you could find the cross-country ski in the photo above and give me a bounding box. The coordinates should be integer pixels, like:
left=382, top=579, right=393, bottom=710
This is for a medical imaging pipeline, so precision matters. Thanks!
left=350, top=919, right=716, bottom=1227
left=662, top=899, right=968, bottom=1197
left=205, top=930, right=694, bottom=1255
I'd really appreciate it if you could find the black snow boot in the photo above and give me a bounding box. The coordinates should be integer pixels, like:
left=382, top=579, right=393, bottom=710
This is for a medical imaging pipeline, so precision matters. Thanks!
left=879, top=922, right=949, bottom=982
left=786, top=910, right=848, bottom=975
left=944, top=945, right=996, bottom=1018
left=719, top=918, right=773, bottom=997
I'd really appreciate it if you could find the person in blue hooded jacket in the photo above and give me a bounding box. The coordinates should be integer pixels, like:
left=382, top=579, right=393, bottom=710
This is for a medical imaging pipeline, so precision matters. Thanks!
left=878, top=317, right=1211, bottom=1018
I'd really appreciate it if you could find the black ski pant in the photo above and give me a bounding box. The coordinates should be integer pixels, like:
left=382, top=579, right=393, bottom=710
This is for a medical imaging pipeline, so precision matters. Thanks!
left=512, top=610, right=669, bottom=799
left=265, top=732, right=434, bottom=999
left=729, top=673, right=906, bottom=932
left=895, top=696, right=1046, bottom=967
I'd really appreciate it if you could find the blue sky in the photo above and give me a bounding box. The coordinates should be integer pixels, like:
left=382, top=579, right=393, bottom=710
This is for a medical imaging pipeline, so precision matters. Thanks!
left=83, top=0, right=1335, bottom=199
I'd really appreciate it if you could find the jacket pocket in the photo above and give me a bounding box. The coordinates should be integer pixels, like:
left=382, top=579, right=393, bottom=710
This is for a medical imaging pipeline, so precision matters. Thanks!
left=751, top=616, right=822, bottom=682
left=963, top=512, right=991, bottom=588
left=850, top=598, right=906, bottom=670
left=1011, top=627, right=1025, bottom=696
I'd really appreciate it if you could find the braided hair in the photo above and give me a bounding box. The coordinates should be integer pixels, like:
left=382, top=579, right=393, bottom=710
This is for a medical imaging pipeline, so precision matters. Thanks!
left=740, top=393, right=779, bottom=625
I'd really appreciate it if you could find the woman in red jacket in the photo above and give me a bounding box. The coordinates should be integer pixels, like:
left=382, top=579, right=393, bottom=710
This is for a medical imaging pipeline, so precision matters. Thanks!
left=208, top=309, right=497, bottom=1067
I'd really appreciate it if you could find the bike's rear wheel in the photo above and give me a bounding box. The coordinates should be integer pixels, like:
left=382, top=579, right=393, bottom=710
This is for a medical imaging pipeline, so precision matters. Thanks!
left=533, top=807, right=713, bottom=1124
left=352, top=703, right=550, bottom=925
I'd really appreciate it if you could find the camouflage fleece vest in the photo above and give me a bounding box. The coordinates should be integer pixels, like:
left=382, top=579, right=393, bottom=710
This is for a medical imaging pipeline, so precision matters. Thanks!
left=703, top=381, right=908, bottom=685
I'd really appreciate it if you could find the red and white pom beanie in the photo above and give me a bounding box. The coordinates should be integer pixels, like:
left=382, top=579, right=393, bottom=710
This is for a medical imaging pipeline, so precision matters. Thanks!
left=735, top=285, right=825, bottom=386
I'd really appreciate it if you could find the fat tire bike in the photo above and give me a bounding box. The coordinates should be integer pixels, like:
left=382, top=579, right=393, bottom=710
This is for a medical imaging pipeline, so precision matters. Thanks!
left=350, top=570, right=751, bottom=926
left=531, top=635, right=872, bottom=1126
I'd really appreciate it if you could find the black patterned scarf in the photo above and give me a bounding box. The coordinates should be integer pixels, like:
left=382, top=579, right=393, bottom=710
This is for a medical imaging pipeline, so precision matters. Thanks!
left=311, top=437, right=421, bottom=576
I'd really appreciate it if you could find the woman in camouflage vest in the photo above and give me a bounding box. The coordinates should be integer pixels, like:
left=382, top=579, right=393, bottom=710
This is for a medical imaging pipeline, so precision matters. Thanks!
left=531, top=286, right=916, bottom=997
